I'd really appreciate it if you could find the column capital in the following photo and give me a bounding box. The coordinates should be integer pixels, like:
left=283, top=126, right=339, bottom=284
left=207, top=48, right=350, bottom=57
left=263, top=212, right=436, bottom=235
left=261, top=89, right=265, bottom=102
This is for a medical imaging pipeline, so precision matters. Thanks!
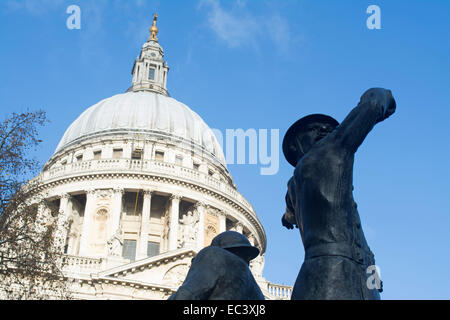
left=206, top=209, right=218, bottom=217
left=206, top=207, right=224, bottom=217
left=170, top=194, right=182, bottom=201
left=113, top=187, right=125, bottom=195
left=224, top=212, right=232, bottom=219
left=143, top=189, right=154, bottom=196
left=217, top=210, right=227, bottom=219
left=85, top=189, right=96, bottom=195
left=60, top=193, right=71, bottom=200
left=194, top=201, right=205, bottom=209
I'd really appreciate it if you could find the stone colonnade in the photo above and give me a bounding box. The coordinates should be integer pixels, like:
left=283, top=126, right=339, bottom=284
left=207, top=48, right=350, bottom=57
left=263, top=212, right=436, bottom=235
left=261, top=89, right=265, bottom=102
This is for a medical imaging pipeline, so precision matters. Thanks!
left=54, top=188, right=247, bottom=259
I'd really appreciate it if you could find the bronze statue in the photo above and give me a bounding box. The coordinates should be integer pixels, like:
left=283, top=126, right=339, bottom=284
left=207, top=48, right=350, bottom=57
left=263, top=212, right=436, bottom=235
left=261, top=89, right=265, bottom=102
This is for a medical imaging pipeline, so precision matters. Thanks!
left=168, top=231, right=265, bottom=300
left=282, top=88, right=396, bottom=299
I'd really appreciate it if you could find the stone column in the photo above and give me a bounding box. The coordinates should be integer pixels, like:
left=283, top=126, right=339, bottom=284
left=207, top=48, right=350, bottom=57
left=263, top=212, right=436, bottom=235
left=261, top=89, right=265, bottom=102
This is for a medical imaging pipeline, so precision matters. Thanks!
left=67, top=232, right=75, bottom=255
left=79, top=189, right=96, bottom=256
left=158, top=65, right=162, bottom=85
left=248, top=234, right=256, bottom=246
left=168, top=194, right=181, bottom=251
left=218, top=212, right=226, bottom=233
left=110, top=188, right=124, bottom=238
left=35, top=202, right=47, bottom=234
left=138, top=190, right=153, bottom=259
left=195, top=202, right=205, bottom=250
left=235, top=222, right=243, bottom=234
left=56, top=193, right=71, bottom=252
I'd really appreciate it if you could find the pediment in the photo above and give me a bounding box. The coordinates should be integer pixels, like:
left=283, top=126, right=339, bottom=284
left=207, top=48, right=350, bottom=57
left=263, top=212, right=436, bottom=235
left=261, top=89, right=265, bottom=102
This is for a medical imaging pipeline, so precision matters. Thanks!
left=95, top=248, right=197, bottom=288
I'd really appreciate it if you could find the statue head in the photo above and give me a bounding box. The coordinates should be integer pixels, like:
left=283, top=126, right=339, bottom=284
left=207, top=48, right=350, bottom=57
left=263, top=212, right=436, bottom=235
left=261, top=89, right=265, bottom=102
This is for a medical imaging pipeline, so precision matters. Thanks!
left=211, top=231, right=260, bottom=265
left=283, top=114, right=339, bottom=167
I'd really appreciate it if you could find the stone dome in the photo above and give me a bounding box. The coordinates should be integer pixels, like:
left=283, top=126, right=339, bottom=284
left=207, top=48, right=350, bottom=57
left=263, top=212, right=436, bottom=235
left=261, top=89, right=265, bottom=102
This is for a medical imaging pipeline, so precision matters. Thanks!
left=55, top=91, right=226, bottom=166
left=28, top=17, right=291, bottom=301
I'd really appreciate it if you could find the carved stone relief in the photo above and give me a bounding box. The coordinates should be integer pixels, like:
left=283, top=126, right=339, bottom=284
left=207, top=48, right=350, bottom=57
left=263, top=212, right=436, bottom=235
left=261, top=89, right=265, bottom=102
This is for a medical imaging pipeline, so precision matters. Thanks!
left=163, top=264, right=190, bottom=287
left=178, top=210, right=199, bottom=248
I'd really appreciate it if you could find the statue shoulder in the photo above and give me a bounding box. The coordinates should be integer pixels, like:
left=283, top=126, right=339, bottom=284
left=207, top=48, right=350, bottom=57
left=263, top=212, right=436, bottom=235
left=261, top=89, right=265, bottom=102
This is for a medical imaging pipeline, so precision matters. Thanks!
left=196, top=246, right=227, bottom=260
left=194, top=246, right=227, bottom=264
left=192, top=246, right=228, bottom=273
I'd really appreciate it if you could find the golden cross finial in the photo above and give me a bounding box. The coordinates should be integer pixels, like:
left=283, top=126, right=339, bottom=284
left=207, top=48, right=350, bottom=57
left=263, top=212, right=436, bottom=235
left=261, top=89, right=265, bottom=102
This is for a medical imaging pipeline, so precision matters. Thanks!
left=149, top=14, right=159, bottom=42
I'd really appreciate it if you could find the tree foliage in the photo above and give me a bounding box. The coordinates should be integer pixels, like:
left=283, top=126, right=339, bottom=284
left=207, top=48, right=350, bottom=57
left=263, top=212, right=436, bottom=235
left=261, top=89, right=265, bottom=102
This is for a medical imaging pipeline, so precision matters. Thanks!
left=0, top=110, right=70, bottom=299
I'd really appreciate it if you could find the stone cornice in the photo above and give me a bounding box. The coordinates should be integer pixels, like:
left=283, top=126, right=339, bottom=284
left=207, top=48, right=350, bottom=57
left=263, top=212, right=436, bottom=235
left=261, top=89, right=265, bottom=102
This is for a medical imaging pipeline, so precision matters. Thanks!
left=97, top=248, right=197, bottom=278
left=68, top=275, right=176, bottom=295
left=96, top=276, right=175, bottom=293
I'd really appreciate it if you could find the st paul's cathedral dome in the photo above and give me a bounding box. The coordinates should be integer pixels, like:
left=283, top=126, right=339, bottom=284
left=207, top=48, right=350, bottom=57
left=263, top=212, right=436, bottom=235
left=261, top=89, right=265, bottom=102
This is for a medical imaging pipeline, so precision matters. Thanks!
left=36, top=14, right=291, bottom=300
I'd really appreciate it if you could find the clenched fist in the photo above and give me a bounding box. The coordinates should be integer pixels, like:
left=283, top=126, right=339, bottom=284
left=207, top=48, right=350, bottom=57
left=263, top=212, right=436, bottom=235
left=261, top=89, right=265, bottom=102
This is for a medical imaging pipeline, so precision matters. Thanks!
left=360, top=88, right=396, bottom=122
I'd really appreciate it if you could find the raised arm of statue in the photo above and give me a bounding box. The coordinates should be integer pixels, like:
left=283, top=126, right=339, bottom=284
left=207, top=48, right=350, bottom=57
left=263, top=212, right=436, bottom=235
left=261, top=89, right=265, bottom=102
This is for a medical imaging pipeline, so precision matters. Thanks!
left=335, top=88, right=396, bottom=154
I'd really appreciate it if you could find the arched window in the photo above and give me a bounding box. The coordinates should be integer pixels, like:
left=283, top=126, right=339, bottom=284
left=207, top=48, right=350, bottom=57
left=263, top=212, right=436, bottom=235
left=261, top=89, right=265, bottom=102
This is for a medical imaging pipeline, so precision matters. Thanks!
left=149, top=67, right=156, bottom=80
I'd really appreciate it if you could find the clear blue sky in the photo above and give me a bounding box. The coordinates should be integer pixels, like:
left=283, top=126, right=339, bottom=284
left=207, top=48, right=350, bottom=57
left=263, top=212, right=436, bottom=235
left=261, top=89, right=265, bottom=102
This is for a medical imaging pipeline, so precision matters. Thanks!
left=1, top=0, right=449, bottom=299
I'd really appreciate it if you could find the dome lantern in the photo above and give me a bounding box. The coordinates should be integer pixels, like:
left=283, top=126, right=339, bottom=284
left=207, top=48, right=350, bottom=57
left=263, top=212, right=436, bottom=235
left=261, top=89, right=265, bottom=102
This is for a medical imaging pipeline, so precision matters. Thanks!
left=130, top=14, right=169, bottom=95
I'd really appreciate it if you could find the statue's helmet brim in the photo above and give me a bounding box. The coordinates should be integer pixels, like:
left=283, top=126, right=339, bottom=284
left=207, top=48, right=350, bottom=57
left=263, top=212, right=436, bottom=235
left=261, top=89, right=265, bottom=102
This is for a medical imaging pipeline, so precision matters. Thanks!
left=282, top=114, right=339, bottom=167
left=211, top=231, right=260, bottom=261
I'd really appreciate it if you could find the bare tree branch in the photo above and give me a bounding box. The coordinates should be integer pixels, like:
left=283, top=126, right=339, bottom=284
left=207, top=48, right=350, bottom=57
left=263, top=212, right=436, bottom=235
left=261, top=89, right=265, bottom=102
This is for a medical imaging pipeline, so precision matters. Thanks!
left=0, top=110, right=70, bottom=300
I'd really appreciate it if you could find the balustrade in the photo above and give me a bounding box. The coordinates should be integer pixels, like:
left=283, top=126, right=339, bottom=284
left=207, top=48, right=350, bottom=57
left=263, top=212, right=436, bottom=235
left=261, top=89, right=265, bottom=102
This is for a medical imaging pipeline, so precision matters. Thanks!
left=62, top=255, right=103, bottom=274
left=267, top=282, right=292, bottom=299
left=40, top=158, right=256, bottom=216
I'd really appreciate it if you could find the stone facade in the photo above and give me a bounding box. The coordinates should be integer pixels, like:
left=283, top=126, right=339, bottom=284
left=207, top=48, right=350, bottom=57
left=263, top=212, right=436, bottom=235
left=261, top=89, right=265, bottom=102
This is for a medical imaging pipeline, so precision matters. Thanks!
left=30, top=16, right=292, bottom=300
